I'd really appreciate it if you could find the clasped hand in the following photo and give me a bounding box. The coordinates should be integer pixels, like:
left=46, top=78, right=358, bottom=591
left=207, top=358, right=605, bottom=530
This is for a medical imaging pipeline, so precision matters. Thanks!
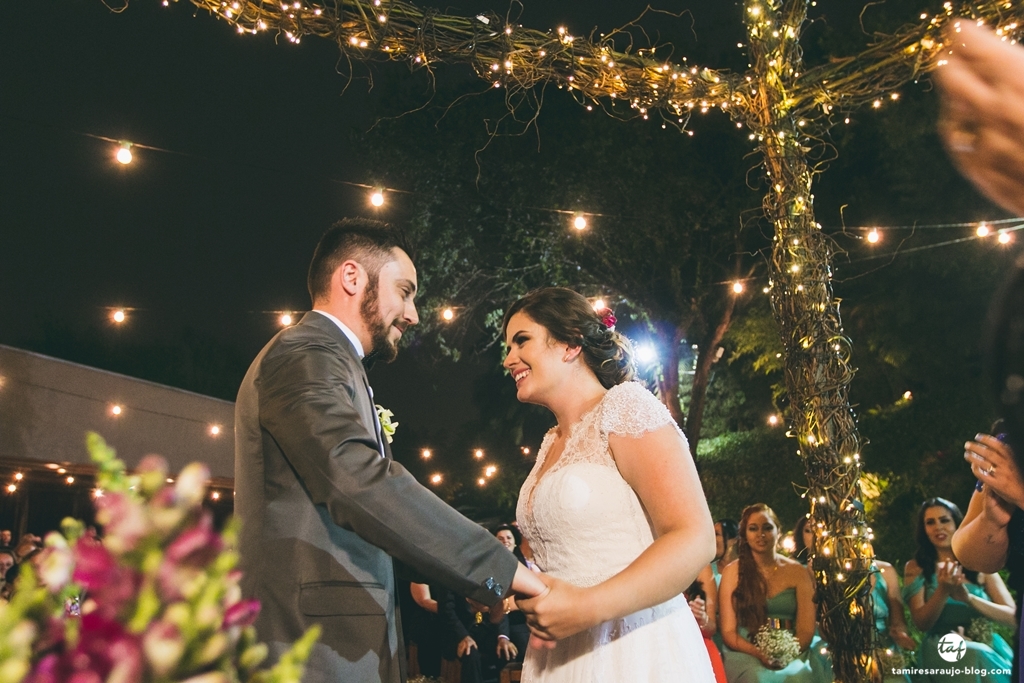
left=936, top=560, right=970, bottom=602
left=516, top=573, right=599, bottom=649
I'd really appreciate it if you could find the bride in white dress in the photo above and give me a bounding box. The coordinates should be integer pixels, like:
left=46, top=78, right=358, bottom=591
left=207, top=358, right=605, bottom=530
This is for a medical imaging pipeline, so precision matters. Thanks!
left=502, top=287, right=717, bottom=683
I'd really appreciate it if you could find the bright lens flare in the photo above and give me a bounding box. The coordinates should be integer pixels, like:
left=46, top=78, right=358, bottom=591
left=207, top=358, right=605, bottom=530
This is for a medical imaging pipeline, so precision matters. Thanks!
left=441, top=308, right=455, bottom=322
left=112, top=309, right=126, bottom=323
left=732, top=281, right=744, bottom=294
left=111, top=405, right=123, bottom=416
left=116, top=142, right=133, bottom=165
left=977, top=223, right=990, bottom=237
left=636, top=344, right=657, bottom=365
left=280, top=313, right=294, bottom=326
left=370, top=190, right=385, bottom=207
left=999, top=231, right=1013, bottom=244
left=573, top=214, right=588, bottom=230
left=867, top=229, right=880, bottom=244
left=430, top=473, right=443, bottom=485
left=209, top=425, right=222, bottom=436
left=768, top=414, right=779, bottom=426
left=593, top=299, right=606, bottom=311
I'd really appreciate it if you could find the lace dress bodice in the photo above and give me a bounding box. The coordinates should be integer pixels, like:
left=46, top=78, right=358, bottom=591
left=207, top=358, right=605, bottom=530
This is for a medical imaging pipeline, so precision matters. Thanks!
left=516, top=382, right=682, bottom=587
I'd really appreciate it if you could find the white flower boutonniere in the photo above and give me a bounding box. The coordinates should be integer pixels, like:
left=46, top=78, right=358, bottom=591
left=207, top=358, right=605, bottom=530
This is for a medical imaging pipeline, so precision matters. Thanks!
left=375, top=404, right=398, bottom=443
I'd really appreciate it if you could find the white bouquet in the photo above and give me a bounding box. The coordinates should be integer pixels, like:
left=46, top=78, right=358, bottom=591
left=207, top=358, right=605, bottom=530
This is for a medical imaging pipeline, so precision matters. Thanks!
left=753, top=626, right=802, bottom=668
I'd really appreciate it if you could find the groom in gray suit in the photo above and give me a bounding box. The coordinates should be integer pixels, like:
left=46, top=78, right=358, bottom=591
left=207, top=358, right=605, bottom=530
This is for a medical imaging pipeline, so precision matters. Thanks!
left=235, top=219, right=535, bottom=683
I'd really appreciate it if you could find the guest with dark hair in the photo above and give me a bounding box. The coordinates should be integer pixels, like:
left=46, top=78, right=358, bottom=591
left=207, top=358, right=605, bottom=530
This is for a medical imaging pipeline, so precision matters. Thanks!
left=719, top=504, right=820, bottom=682
left=792, top=516, right=813, bottom=566
left=903, top=498, right=1014, bottom=682
left=714, top=519, right=740, bottom=586
left=493, top=524, right=529, bottom=660
left=439, top=588, right=515, bottom=683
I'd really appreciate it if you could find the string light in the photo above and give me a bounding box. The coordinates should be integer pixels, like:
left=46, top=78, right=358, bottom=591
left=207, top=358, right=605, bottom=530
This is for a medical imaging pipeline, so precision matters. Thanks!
left=592, top=298, right=605, bottom=311
left=732, top=281, right=745, bottom=294
left=110, top=405, right=123, bottom=416
left=112, top=309, right=127, bottom=324
left=572, top=213, right=588, bottom=231
left=6, top=484, right=15, bottom=494
left=977, top=223, right=990, bottom=237
left=429, top=473, right=443, bottom=485
left=477, top=477, right=486, bottom=486
left=116, top=141, right=133, bottom=165
left=66, top=476, right=75, bottom=485
left=867, top=229, right=880, bottom=244
left=999, top=231, right=1013, bottom=244
left=474, top=449, right=484, bottom=459
left=93, top=488, right=103, bottom=498
left=14, top=473, right=23, bottom=481
left=441, top=308, right=455, bottom=322
left=521, top=446, right=531, bottom=455
left=211, top=491, right=221, bottom=500
left=484, top=465, right=497, bottom=477
left=768, top=414, right=779, bottom=426
left=370, top=189, right=385, bottom=207
left=279, top=313, right=294, bottom=326
left=421, top=448, right=432, bottom=459
left=902, top=390, right=912, bottom=400
left=209, top=424, right=222, bottom=436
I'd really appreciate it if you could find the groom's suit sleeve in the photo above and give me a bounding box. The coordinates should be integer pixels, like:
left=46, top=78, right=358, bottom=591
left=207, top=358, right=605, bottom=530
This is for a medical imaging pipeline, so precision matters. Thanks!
left=258, top=333, right=518, bottom=606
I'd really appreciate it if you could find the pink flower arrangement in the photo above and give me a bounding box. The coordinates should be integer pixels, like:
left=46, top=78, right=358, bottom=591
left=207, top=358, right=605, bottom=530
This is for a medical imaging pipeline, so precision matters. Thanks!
left=0, top=433, right=318, bottom=683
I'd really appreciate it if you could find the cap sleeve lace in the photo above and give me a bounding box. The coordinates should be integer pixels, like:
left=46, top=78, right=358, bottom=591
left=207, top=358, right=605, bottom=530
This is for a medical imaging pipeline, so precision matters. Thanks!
left=600, top=381, right=678, bottom=439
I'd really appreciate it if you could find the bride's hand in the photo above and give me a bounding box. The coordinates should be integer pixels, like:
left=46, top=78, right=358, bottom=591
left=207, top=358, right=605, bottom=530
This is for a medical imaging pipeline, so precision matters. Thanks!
left=517, top=574, right=599, bottom=642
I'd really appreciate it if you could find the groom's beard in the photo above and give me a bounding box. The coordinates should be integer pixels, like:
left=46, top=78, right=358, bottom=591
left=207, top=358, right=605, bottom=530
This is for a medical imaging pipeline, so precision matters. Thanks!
left=361, top=276, right=399, bottom=364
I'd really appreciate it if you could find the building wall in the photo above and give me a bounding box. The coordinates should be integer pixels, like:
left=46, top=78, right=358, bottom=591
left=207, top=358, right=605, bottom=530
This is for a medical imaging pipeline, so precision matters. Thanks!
left=0, top=345, right=235, bottom=479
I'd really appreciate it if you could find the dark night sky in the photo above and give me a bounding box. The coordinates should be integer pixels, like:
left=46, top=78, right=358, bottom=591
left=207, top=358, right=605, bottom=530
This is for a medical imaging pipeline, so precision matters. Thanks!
left=0, top=0, right=752, bottom=435
left=0, top=0, right=910, bottom=443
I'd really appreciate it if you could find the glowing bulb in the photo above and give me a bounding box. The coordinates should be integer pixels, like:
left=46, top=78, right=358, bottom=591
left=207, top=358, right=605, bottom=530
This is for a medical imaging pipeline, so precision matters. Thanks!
left=768, top=415, right=779, bottom=426
left=999, top=231, right=1013, bottom=244
left=112, top=309, right=126, bottom=323
left=116, top=141, right=133, bottom=165
left=521, top=446, right=531, bottom=455
left=977, top=223, right=990, bottom=237
left=636, top=344, right=658, bottom=365
left=902, top=390, right=912, bottom=400
left=485, top=465, right=497, bottom=477
left=430, top=473, right=443, bottom=485
left=66, top=476, right=75, bottom=484
left=421, top=449, right=432, bottom=459
left=474, top=449, right=484, bottom=459
left=14, top=473, right=23, bottom=481
left=732, top=281, right=744, bottom=294
left=370, top=190, right=385, bottom=207
left=57, top=468, right=67, bottom=475
left=441, top=308, right=455, bottom=322
left=211, top=491, right=221, bottom=500
left=209, top=425, right=221, bottom=436
left=781, top=535, right=796, bottom=552
left=573, top=214, right=588, bottom=230
left=6, top=484, right=15, bottom=493
left=93, top=488, right=103, bottom=498
left=280, top=313, right=294, bottom=326
left=867, top=229, right=880, bottom=243
left=111, top=405, right=123, bottom=416
left=593, top=299, right=606, bottom=311
left=478, top=477, right=486, bottom=486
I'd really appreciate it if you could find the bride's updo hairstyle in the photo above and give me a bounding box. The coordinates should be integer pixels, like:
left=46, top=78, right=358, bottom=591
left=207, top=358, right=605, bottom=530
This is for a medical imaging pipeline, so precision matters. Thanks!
left=502, top=287, right=637, bottom=389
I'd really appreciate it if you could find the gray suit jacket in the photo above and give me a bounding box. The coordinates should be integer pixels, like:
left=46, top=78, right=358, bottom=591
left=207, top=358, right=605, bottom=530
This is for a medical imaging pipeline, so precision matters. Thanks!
left=235, top=312, right=518, bottom=683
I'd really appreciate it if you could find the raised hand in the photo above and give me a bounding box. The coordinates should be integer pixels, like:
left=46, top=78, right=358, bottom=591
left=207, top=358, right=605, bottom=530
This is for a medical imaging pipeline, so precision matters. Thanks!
left=965, top=434, right=1024, bottom=511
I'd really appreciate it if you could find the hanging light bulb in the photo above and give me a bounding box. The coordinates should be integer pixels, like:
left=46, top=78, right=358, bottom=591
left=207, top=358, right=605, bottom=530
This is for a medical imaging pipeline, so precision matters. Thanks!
left=573, top=213, right=588, bottom=230
left=111, top=404, right=123, bottom=416
left=732, top=281, right=744, bottom=294
left=111, top=309, right=127, bottom=324
left=977, top=223, right=990, bottom=237
left=279, top=313, right=294, bottom=326
left=209, top=424, right=222, bottom=436
left=370, top=189, right=385, bottom=207
left=429, top=473, right=443, bottom=485
left=421, top=448, right=432, bottom=459
left=441, top=308, right=455, bottom=322
left=999, top=230, right=1013, bottom=244
left=116, top=141, right=133, bottom=165
left=867, top=229, right=880, bottom=244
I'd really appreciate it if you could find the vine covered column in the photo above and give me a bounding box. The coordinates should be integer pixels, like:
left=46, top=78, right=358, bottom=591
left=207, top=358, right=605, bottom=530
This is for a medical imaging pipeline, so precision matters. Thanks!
left=743, top=1, right=877, bottom=680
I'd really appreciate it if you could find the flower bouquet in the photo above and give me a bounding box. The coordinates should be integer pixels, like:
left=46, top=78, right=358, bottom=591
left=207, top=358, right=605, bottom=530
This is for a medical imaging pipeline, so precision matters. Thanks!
left=0, top=432, right=319, bottom=683
left=966, top=618, right=994, bottom=646
left=875, top=645, right=907, bottom=673
left=753, top=625, right=802, bottom=668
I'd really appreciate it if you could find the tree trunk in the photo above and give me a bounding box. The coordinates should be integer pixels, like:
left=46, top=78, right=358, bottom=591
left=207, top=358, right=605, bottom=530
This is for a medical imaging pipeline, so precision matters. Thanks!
left=655, top=324, right=687, bottom=430
left=685, top=296, right=738, bottom=456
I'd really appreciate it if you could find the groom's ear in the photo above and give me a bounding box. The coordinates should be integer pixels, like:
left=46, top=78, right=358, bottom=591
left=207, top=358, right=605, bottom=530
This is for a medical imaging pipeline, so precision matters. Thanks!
left=336, top=260, right=363, bottom=297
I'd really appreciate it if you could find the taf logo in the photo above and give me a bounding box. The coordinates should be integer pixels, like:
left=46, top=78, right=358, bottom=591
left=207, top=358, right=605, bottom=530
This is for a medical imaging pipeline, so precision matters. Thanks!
left=937, top=633, right=966, bottom=662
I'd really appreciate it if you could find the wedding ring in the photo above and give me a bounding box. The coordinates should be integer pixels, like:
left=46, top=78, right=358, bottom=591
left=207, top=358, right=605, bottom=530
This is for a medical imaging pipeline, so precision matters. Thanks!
left=984, top=465, right=996, bottom=476
left=944, top=119, right=980, bottom=154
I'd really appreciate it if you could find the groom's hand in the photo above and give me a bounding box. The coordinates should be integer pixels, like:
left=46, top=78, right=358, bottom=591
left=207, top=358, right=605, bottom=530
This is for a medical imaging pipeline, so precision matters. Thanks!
left=517, top=574, right=598, bottom=643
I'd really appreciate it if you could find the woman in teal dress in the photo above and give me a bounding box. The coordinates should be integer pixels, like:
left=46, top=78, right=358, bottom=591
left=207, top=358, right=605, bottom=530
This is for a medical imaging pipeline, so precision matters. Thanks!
left=903, top=498, right=1016, bottom=683
left=719, top=504, right=826, bottom=683
left=869, top=561, right=916, bottom=683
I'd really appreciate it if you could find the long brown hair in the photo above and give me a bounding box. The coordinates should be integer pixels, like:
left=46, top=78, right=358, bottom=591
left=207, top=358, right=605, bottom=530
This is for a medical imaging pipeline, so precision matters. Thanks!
left=733, top=503, right=781, bottom=632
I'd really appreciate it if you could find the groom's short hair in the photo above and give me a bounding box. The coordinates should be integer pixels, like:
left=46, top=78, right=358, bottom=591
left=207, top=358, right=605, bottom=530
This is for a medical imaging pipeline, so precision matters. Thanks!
left=307, top=218, right=412, bottom=304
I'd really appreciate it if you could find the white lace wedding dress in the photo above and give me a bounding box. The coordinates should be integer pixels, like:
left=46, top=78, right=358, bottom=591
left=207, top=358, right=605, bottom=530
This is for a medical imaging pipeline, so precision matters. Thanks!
left=516, top=381, right=716, bottom=682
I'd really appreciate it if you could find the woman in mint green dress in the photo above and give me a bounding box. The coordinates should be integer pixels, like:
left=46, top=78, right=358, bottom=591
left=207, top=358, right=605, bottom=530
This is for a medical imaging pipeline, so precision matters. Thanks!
left=869, top=561, right=916, bottom=683
left=903, top=498, right=1016, bottom=683
left=719, top=504, right=825, bottom=683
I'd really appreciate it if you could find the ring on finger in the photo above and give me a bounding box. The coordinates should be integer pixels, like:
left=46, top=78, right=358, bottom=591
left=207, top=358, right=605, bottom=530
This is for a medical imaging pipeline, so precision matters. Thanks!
left=984, top=464, right=996, bottom=476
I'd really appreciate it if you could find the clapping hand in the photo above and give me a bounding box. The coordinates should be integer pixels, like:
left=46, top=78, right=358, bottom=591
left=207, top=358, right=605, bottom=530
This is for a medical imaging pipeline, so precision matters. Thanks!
left=688, top=596, right=711, bottom=634
left=936, top=561, right=970, bottom=602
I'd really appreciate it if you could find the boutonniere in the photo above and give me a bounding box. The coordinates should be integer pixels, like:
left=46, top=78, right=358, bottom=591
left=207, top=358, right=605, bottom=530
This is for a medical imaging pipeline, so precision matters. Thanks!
left=375, top=404, right=398, bottom=443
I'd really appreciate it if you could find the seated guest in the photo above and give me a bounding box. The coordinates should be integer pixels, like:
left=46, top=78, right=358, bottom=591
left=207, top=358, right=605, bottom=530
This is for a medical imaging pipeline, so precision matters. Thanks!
left=407, top=582, right=443, bottom=678
left=687, top=563, right=728, bottom=682
left=903, top=498, right=1015, bottom=683
left=719, top=504, right=821, bottom=683
left=493, top=524, right=530, bottom=659
left=439, top=588, right=516, bottom=683
left=714, top=519, right=739, bottom=586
